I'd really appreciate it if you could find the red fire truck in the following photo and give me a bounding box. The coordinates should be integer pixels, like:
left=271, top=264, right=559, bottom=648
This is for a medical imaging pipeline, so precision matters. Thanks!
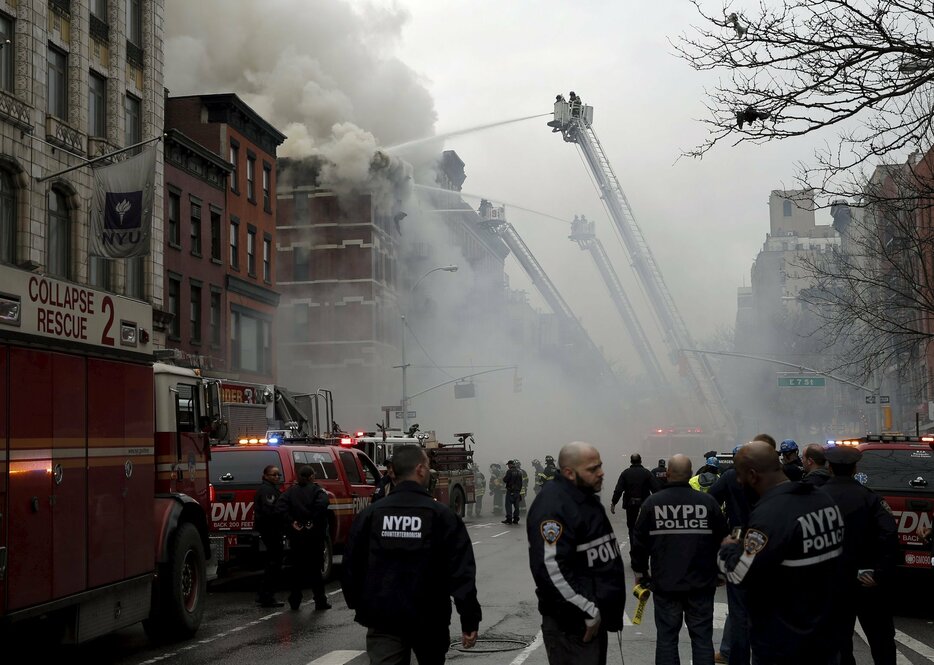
left=0, top=264, right=213, bottom=643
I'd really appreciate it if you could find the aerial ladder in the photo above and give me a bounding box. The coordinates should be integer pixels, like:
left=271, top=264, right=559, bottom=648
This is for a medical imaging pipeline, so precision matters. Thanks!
left=477, top=199, right=619, bottom=387
left=548, top=97, right=736, bottom=437
left=568, top=214, right=669, bottom=393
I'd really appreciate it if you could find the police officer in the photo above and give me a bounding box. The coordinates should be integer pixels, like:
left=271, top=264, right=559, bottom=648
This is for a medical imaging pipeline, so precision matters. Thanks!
left=779, top=439, right=804, bottom=481
left=342, top=445, right=481, bottom=664
left=469, top=462, right=486, bottom=517
left=651, top=458, right=668, bottom=487
left=502, top=460, right=523, bottom=525
left=610, top=453, right=659, bottom=542
left=821, top=445, right=898, bottom=665
left=254, top=464, right=285, bottom=607
left=489, top=463, right=505, bottom=515
left=278, top=465, right=331, bottom=611
left=718, top=442, right=844, bottom=665
left=632, top=454, right=728, bottom=665
left=527, top=442, right=626, bottom=665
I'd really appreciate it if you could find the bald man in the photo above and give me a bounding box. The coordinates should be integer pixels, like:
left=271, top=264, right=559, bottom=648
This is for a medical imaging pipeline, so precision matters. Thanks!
left=527, top=442, right=626, bottom=665
left=718, top=442, right=844, bottom=665
left=632, top=455, right=728, bottom=665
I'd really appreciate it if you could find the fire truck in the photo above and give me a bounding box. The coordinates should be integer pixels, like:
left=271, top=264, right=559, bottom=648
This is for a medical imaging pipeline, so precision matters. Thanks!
left=0, top=264, right=213, bottom=643
left=346, top=428, right=476, bottom=517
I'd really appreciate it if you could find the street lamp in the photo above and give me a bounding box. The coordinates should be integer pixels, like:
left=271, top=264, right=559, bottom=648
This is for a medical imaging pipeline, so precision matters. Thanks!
left=399, top=265, right=458, bottom=432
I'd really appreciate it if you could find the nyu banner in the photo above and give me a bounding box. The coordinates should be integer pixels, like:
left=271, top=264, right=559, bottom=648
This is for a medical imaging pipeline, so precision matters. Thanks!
left=89, top=145, right=156, bottom=258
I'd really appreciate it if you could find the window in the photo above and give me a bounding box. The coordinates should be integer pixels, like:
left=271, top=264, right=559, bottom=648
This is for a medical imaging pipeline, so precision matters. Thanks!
left=211, top=449, right=281, bottom=487
left=0, top=14, right=14, bottom=93
left=229, top=218, right=239, bottom=269
left=229, top=142, right=239, bottom=193
left=167, top=191, right=180, bottom=246
left=293, top=303, right=308, bottom=340
left=124, top=93, right=141, bottom=146
left=47, top=47, right=68, bottom=119
left=339, top=451, right=363, bottom=484
left=293, top=245, right=309, bottom=281
left=210, top=209, right=221, bottom=260
left=210, top=290, right=221, bottom=345
left=293, top=451, right=338, bottom=481
left=294, top=192, right=309, bottom=221
left=262, top=164, right=271, bottom=211
left=263, top=235, right=271, bottom=282
left=47, top=189, right=70, bottom=278
left=246, top=156, right=255, bottom=200
left=89, top=257, right=110, bottom=288
left=190, top=284, right=201, bottom=343
left=126, top=0, right=141, bottom=46
left=168, top=277, right=180, bottom=338
left=0, top=170, right=15, bottom=264
left=88, top=72, right=107, bottom=136
left=125, top=256, right=144, bottom=298
left=190, top=202, right=201, bottom=256
left=859, top=449, right=934, bottom=494
left=231, top=308, right=272, bottom=373
left=783, top=199, right=793, bottom=217
left=91, top=0, right=108, bottom=20
left=247, top=227, right=256, bottom=275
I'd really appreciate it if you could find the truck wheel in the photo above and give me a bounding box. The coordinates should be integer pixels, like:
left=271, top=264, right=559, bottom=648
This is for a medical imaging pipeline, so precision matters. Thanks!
left=321, top=536, right=334, bottom=583
left=450, top=487, right=466, bottom=518
left=144, top=522, right=206, bottom=642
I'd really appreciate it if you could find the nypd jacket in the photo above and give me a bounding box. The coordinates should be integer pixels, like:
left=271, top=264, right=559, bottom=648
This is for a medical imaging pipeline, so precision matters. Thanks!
left=527, top=475, right=627, bottom=633
left=631, top=482, right=729, bottom=593
left=253, top=478, right=282, bottom=534
left=718, top=482, right=844, bottom=664
left=341, top=480, right=481, bottom=635
left=708, top=467, right=752, bottom=529
left=820, top=476, right=897, bottom=583
left=504, top=468, right=523, bottom=492
left=611, top=464, right=658, bottom=509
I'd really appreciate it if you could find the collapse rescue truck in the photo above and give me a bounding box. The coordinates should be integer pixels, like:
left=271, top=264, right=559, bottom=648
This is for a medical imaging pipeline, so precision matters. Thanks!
left=347, top=427, right=476, bottom=517
left=0, top=264, right=213, bottom=643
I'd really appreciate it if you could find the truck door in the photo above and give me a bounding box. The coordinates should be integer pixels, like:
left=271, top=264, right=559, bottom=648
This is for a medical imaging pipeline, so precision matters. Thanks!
left=338, top=450, right=374, bottom=515
left=0, top=345, right=8, bottom=616
left=8, top=348, right=53, bottom=609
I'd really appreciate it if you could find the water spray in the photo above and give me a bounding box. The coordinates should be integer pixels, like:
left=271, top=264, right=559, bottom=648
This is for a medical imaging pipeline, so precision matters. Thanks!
left=414, top=183, right=568, bottom=223
left=385, top=113, right=551, bottom=152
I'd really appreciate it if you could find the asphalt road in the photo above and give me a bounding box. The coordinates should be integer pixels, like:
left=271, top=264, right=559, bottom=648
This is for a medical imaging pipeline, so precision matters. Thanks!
left=38, top=507, right=934, bottom=664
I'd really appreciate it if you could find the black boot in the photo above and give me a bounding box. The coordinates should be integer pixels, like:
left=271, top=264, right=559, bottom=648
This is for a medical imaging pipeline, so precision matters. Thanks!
left=288, top=593, right=301, bottom=611
left=314, top=597, right=332, bottom=611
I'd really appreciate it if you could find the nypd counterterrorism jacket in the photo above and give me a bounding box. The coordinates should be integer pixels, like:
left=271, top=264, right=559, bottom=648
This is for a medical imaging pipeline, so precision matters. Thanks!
left=527, top=475, right=627, bottom=633
left=631, top=482, right=729, bottom=593
left=718, top=481, right=845, bottom=664
left=253, top=478, right=282, bottom=534
left=341, top=480, right=481, bottom=635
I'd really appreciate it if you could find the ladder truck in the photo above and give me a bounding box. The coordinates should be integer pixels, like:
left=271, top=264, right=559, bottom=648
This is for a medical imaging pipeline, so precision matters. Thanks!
left=548, top=97, right=736, bottom=437
left=568, top=214, right=669, bottom=394
left=477, top=199, right=618, bottom=386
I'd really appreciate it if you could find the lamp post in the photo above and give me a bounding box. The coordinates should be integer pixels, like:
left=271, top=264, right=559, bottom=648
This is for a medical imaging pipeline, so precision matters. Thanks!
left=399, top=265, right=458, bottom=432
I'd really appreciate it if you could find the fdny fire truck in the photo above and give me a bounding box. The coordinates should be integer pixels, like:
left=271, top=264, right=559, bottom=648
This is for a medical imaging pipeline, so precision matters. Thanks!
left=0, top=264, right=213, bottom=643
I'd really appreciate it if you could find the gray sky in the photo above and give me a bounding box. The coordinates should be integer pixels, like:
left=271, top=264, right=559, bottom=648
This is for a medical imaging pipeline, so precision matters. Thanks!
left=376, top=0, right=839, bottom=363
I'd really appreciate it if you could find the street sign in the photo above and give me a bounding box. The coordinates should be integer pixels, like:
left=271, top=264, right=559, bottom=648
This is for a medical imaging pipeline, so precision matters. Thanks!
left=865, top=396, right=876, bottom=404
left=778, top=376, right=826, bottom=387
left=880, top=395, right=891, bottom=404
left=394, top=411, right=416, bottom=419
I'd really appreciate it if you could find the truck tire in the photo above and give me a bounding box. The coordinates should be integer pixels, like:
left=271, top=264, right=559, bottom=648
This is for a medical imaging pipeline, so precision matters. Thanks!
left=321, top=536, right=334, bottom=583
left=143, top=522, right=206, bottom=642
left=450, top=487, right=466, bottom=518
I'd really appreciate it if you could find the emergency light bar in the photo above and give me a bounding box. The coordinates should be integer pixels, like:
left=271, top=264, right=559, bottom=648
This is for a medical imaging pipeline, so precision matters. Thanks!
left=339, top=437, right=354, bottom=446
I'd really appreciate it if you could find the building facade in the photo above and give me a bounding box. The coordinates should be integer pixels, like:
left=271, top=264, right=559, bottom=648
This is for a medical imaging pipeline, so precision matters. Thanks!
left=0, top=0, right=165, bottom=332
left=166, top=93, right=284, bottom=383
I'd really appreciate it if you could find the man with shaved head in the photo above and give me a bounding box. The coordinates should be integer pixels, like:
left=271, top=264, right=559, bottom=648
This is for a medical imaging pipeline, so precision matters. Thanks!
left=632, top=454, right=728, bottom=664
left=527, top=442, right=626, bottom=665
left=718, top=442, right=845, bottom=665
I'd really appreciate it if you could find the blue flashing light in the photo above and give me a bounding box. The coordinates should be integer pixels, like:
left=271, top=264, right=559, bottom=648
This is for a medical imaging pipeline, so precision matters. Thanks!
left=268, top=437, right=279, bottom=445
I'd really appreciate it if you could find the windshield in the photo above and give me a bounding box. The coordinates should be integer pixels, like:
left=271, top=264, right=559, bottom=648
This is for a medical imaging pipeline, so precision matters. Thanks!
left=859, top=448, right=934, bottom=493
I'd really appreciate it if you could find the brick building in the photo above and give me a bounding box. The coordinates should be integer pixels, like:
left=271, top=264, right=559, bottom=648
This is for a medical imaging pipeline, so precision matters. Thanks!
left=0, top=0, right=165, bottom=334
left=162, top=128, right=231, bottom=369
left=166, top=93, right=285, bottom=383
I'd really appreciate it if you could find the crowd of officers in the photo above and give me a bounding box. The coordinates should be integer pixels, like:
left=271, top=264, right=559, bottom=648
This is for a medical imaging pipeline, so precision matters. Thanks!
left=251, top=433, right=901, bottom=665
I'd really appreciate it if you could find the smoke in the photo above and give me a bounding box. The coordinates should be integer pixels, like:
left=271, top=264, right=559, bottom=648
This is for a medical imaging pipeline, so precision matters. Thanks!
left=165, top=0, right=435, bottom=208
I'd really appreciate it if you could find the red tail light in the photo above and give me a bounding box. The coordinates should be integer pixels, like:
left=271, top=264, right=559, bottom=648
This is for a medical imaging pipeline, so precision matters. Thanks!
left=209, top=483, right=215, bottom=503
left=340, top=437, right=354, bottom=446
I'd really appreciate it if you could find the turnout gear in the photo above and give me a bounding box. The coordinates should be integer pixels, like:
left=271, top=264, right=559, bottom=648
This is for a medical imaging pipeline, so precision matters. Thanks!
left=718, top=482, right=844, bottom=664
left=342, top=480, right=482, bottom=635
left=527, top=475, right=626, bottom=634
